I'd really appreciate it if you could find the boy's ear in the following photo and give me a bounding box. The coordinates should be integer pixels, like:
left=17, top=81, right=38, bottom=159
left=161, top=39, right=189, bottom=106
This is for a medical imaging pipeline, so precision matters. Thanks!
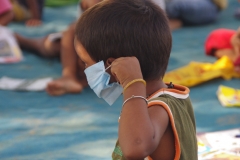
left=106, top=58, right=115, bottom=66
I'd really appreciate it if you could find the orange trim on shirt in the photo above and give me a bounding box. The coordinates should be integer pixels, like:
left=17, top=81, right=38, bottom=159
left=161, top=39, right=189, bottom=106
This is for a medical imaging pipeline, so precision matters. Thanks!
left=147, top=83, right=189, bottom=100
left=147, top=101, right=181, bottom=160
left=146, top=156, right=153, bottom=160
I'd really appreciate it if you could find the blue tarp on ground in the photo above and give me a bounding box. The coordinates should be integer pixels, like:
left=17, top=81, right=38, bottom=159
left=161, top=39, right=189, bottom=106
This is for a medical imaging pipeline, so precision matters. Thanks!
left=0, top=1, right=240, bottom=159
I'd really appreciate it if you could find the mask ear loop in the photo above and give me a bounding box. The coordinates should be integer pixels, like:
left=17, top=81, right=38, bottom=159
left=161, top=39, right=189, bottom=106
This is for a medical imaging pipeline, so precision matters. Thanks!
left=105, top=65, right=111, bottom=71
left=105, top=64, right=121, bottom=85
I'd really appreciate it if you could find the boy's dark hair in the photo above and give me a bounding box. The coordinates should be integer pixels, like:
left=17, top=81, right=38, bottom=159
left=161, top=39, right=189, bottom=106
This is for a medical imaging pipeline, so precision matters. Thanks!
left=75, top=0, right=172, bottom=80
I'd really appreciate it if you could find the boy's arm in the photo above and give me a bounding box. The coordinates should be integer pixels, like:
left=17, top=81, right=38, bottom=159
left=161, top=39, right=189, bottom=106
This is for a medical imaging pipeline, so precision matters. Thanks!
left=119, top=85, right=169, bottom=159
left=111, top=57, right=169, bottom=159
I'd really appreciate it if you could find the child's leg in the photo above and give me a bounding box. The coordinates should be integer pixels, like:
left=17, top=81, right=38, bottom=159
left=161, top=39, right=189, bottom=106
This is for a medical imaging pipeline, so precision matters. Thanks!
left=46, top=23, right=88, bottom=96
left=14, top=33, right=60, bottom=58
left=166, top=0, right=218, bottom=29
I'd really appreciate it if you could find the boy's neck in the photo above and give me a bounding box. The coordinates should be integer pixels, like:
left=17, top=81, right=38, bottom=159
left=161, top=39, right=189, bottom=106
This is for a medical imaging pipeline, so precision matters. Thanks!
left=146, top=79, right=168, bottom=97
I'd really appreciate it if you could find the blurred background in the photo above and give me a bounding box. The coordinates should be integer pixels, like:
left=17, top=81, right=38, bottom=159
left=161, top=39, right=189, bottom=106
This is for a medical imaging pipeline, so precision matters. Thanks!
left=0, top=0, right=240, bottom=159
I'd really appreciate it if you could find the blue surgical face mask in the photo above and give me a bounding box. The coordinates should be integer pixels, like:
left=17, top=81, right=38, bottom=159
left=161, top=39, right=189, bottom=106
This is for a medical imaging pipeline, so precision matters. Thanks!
left=84, top=61, right=123, bottom=105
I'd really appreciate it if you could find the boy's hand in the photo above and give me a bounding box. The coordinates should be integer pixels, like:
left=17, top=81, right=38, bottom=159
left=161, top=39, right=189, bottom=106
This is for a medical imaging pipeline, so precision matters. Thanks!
left=110, top=57, right=143, bottom=88
left=231, top=27, right=240, bottom=56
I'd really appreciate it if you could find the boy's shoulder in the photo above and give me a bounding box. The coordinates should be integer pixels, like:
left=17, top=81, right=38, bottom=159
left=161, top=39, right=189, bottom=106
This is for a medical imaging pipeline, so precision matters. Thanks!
left=147, top=84, right=190, bottom=103
left=147, top=84, right=193, bottom=114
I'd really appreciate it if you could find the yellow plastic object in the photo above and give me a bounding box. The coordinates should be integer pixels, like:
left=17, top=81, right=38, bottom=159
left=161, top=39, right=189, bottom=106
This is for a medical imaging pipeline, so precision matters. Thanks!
left=217, top=85, right=240, bottom=107
left=163, top=56, right=240, bottom=87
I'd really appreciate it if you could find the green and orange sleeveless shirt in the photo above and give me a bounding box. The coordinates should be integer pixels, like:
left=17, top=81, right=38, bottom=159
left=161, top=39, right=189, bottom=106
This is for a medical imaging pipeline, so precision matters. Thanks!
left=112, top=84, right=198, bottom=160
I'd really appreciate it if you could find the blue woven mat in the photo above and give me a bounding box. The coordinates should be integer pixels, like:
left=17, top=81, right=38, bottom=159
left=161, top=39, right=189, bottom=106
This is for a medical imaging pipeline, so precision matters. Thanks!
left=0, top=2, right=240, bottom=159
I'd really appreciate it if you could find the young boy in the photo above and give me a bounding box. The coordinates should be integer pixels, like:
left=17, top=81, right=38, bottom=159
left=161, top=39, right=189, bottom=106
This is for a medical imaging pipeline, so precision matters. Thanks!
left=74, top=0, right=198, bottom=159
left=205, top=28, right=240, bottom=72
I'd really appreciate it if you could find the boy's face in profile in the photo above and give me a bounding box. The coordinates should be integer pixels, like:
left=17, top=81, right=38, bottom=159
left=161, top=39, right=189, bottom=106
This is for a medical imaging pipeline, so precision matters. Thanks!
left=74, top=38, right=117, bottom=83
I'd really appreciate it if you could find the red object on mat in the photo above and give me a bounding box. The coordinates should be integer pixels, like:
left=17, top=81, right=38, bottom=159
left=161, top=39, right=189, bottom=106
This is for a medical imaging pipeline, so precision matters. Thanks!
left=205, top=29, right=235, bottom=56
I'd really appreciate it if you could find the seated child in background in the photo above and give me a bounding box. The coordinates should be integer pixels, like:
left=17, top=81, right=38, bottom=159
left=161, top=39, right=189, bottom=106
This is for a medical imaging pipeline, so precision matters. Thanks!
left=10, top=0, right=45, bottom=27
left=74, top=0, right=197, bottom=159
left=166, top=0, right=228, bottom=30
left=15, top=0, right=102, bottom=96
left=0, top=0, right=14, bottom=26
left=205, top=28, right=240, bottom=72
